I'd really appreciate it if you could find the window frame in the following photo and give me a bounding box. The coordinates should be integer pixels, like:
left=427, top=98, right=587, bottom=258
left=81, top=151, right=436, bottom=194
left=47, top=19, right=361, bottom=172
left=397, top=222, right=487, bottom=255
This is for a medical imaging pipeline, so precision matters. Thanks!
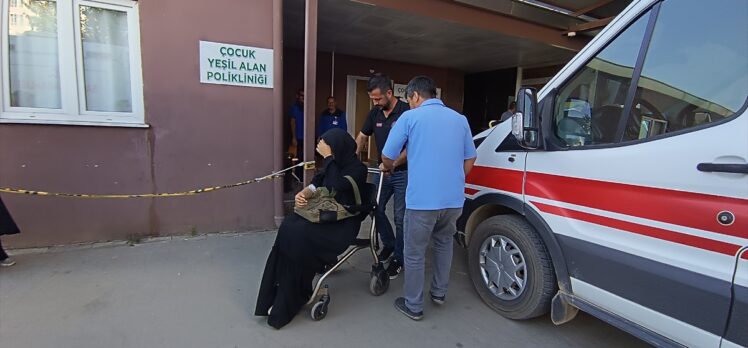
left=546, top=0, right=748, bottom=151
left=0, top=0, right=146, bottom=128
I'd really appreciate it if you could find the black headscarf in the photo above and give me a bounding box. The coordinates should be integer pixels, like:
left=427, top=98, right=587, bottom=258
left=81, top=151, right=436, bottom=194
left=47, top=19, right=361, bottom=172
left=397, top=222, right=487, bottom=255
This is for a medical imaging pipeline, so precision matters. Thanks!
left=320, top=129, right=358, bottom=169
left=313, top=129, right=367, bottom=204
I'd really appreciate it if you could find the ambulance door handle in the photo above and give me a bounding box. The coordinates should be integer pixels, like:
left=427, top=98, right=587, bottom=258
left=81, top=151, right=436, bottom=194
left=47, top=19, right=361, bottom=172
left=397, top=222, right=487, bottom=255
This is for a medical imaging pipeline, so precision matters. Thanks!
left=697, top=163, right=748, bottom=174
left=508, top=154, right=517, bottom=163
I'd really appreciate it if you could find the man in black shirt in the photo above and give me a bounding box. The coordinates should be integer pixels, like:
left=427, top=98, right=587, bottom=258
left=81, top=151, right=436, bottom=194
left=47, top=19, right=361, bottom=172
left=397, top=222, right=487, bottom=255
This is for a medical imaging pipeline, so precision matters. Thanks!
left=356, top=74, right=409, bottom=279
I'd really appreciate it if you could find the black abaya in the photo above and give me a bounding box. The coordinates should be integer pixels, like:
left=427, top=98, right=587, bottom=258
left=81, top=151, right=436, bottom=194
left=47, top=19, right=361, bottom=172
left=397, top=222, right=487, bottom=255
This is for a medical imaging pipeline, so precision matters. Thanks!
left=255, top=129, right=367, bottom=329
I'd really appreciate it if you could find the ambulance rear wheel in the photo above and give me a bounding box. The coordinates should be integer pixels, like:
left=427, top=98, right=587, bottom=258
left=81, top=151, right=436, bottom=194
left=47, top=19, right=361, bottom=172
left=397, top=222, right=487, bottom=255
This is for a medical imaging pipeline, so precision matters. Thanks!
left=468, top=215, right=556, bottom=320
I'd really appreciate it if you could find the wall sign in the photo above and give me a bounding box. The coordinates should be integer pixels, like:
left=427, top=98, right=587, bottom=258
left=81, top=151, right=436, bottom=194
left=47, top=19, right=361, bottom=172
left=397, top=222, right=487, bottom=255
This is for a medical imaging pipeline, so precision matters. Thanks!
left=394, top=83, right=441, bottom=102
left=199, top=41, right=273, bottom=88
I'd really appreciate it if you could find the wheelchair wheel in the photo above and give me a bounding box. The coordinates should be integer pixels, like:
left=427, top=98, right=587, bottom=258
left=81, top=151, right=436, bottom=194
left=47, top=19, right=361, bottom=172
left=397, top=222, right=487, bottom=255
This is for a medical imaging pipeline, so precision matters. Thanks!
left=310, top=295, right=330, bottom=321
left=369, top=269, right=390, bottom=296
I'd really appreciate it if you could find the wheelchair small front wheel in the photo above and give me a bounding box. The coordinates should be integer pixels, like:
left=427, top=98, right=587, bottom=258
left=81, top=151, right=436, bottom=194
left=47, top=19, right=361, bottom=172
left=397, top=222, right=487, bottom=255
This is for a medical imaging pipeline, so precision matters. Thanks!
left=310, top=295, right=330, bottom=321
left=369, top=269, right=390, bottom=296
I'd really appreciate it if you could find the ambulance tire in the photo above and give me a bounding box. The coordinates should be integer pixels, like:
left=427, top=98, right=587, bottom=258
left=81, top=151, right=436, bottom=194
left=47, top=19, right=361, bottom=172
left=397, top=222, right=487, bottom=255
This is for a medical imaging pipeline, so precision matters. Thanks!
left=468, top=215, right=556, bottom=320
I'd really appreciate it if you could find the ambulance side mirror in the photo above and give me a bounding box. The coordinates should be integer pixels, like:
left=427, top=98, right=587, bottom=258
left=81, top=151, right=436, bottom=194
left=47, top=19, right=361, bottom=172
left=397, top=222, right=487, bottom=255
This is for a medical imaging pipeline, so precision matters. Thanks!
left=512, top=87, right=540, bottom=149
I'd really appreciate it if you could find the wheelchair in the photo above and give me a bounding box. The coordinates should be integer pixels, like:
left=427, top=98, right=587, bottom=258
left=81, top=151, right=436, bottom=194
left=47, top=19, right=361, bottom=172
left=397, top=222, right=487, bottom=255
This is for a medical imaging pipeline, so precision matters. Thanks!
left=306, top=167, right=390, bottom=321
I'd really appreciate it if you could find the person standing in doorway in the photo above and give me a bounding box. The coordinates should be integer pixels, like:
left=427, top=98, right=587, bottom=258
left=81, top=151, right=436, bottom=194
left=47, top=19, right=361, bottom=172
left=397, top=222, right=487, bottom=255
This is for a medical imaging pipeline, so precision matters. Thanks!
left=318, top=96, right=347, bottom=137
left=499, top=101, right=516, bottom=123
left=289, top=88, right=305, bottom=182
left=355, top=74, right=409, bottom=279
left=382, top=76, right=476, bottom=320
left=0, top=196, right=20, bottom=267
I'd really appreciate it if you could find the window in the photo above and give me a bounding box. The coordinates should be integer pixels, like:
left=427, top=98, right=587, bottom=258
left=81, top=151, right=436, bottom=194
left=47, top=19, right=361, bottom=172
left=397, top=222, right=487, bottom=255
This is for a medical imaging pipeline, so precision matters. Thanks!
left=623, top=0, right=748, bottom=141
left=1, top=0, right=144, bottom=126
left=553, top=12, right=650, bottom=147
left=495, top=134, right=523, bottom=152
left=554, top=0, right=748, bottom=147
left=9, top=14, right=17, bottom=25
left=9, top=0, right=18, bottom=7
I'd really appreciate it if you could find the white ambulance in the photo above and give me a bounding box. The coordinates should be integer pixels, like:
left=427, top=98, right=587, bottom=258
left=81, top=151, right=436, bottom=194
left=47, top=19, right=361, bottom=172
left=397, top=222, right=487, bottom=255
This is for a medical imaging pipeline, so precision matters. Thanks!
left=457, top=0, right=747, bottom=346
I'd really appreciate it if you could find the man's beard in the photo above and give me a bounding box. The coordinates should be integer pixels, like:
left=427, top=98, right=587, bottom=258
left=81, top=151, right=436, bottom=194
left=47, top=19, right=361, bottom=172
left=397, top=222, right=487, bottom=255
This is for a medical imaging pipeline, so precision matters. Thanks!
left=380, top=100, right=392, bottom=111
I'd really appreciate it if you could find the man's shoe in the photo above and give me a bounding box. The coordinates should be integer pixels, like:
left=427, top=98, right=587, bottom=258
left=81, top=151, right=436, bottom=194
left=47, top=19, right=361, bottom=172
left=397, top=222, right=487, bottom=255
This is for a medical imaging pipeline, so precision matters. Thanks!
left=0, top=258, right=16, bottom=267
left=386, top=259, right=402, bottom=280
left=377, top=246, right=394, bottom=263
left=394, top=297, right=423, bottom=321
left=429, top=291, right=445, bottom=305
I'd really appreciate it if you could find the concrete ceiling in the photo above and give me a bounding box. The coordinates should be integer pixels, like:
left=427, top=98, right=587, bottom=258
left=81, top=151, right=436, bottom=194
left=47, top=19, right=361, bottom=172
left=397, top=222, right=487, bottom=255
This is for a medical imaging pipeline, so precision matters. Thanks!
left=538, top=0, right=632, bottom=19
left=284, top=0, right=581, bottom=73
left=283, top=0, right=631, bottom=73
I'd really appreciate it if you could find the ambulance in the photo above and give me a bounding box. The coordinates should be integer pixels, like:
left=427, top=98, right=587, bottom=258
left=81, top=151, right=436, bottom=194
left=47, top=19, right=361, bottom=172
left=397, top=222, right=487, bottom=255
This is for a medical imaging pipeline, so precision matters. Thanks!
left=457, top=0, right=748, bottom=346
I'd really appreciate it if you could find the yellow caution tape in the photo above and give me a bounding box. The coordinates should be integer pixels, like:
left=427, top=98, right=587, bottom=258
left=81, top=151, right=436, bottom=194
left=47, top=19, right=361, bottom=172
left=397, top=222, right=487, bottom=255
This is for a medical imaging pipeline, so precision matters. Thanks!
left=0, top=161, right=315, bottom=199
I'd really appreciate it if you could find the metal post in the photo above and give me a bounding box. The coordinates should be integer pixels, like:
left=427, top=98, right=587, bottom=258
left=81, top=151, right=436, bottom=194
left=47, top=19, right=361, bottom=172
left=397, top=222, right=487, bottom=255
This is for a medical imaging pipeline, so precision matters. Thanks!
left=331, top=51, right=335, bottom=96
left=303, top=0, right=318, bottom=185
left=272, top=0, right=285, bottom=227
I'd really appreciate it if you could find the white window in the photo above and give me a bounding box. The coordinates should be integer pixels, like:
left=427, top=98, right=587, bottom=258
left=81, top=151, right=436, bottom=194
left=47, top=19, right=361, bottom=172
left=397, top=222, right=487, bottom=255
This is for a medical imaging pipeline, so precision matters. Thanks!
left=9, top=0, right=17, bottom=8
left=1, top=0, right=145, bottom=127
left=9, top=13, right=17, bottom=24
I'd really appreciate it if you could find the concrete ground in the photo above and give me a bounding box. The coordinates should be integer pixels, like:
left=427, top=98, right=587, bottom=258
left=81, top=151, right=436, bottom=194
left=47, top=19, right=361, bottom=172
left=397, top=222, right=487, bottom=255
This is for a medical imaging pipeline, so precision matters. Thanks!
left=0, top=230, right=647, bottom=348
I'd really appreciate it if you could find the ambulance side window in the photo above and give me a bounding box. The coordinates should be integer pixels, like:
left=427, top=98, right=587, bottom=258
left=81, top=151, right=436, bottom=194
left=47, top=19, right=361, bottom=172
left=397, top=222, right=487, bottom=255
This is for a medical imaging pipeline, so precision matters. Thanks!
left=623, top=0, right=748, bottom=141
left=553, top=12, right=650, bottom=147
left=495, top=134, right=523, bottom=152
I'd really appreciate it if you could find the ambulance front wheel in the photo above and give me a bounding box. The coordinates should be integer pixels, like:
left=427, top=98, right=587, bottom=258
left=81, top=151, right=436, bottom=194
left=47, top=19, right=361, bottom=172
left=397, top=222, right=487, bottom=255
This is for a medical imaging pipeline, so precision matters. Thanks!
left=468, top=215, right=556, bottom=320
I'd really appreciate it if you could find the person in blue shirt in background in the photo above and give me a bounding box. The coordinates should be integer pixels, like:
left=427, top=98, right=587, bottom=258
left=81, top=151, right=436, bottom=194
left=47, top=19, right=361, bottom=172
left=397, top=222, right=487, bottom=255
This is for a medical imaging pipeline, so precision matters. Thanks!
left=382, top=76, right=477, bottom=321
left=289, top=88, right=304, bottom=181
left=318, top=96, right=347, bottom=137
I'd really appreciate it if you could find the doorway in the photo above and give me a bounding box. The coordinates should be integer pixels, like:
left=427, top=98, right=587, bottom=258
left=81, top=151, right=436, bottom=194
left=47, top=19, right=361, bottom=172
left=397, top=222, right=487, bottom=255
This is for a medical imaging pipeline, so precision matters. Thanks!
left=346, top=75, right=377, bottom=166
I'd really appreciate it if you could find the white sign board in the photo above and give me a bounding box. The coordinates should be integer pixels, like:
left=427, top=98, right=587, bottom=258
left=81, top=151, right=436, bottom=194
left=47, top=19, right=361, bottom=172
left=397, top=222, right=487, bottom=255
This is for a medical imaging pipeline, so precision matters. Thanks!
left=393, top=83, right=441, bottom=102
left=199, top=41, right=273, bottom=88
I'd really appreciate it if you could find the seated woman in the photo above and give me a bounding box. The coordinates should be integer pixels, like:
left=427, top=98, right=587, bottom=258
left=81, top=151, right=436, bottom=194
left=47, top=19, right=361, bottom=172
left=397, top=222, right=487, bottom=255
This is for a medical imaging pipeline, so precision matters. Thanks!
left=255, top=128, right=367, bottom=329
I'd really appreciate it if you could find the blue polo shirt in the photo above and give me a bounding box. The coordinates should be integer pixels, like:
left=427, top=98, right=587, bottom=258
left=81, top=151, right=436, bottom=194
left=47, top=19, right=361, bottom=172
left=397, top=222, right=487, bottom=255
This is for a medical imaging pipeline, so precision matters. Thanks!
left=318, top=108, right=347, bottom=136
left=290, top=102, right=304, bottom=140
left=382, top=99, right=476, bottom=210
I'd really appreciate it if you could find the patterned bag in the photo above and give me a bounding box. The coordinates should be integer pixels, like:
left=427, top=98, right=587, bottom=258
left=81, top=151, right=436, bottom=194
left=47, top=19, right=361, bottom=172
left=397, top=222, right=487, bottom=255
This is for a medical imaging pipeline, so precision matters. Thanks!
left=294, top=176, right=361, bottom=223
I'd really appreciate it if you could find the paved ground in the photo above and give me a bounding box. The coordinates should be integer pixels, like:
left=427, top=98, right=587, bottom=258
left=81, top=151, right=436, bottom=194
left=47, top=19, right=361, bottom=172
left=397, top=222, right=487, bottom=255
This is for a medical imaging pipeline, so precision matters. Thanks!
left=0, top=230, right=647, bottom=348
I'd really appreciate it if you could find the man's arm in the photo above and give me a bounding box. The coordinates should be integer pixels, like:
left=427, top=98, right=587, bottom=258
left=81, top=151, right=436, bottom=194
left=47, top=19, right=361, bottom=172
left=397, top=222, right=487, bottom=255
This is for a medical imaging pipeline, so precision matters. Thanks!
left=392, top=149, right=407, bottom=168
left=464, top=157, right=476, bottom=176
left=463, top=122, right=478, bottom=176
left=355, top=132, right=369, bottom=157
left=381, top=115, right=409, bottom=172
left=357, top=112, right=374, bottom=156
left=382, top=155, right=395, bottom=172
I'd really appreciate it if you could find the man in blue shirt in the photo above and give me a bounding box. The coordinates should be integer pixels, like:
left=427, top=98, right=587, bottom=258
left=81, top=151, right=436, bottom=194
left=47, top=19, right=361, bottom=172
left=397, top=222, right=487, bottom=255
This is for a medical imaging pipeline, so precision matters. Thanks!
left=382, top=76, right=477, bottom=320
left=318, top=96, right=347, bottom=136
left=289, top=89, right=304, bottom=181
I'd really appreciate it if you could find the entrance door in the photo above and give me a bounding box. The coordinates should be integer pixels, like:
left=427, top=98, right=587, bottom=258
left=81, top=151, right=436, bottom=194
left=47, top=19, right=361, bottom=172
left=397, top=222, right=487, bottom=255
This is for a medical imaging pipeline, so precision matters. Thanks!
left=346, top=76, right=376, bottom=166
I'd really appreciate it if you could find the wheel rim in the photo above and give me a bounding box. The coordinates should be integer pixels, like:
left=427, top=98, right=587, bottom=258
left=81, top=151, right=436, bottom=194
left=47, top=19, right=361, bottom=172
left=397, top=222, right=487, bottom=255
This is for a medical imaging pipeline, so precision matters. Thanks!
left=478, top=234, right=527, bottom=301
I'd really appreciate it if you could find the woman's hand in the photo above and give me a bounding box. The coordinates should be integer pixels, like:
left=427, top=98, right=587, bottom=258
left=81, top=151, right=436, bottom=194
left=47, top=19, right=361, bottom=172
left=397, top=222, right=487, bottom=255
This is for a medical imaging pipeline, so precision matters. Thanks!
left=294, top=191, right=308, bottom=208
left=316, top=139, right=333, bottom=158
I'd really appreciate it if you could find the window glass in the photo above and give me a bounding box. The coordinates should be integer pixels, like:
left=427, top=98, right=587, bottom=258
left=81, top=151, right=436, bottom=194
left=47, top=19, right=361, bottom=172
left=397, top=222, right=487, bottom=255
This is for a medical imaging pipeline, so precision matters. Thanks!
left=8, top=0, right=61, bottom=109
left=80, top=5, right=132, bottom=112
left=495, top=134, right=523, bottom=152
left=553, top=13, right=649, bottom=147
left=2, top=0, right=142, bottom=125
left=624, top=0, right=748, bottom=141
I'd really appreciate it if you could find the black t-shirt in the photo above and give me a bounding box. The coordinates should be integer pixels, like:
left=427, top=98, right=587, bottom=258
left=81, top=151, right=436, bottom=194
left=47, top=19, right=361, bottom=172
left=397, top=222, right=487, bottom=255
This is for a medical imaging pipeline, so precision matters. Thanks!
left=361, top=100, right=410, bottom=171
